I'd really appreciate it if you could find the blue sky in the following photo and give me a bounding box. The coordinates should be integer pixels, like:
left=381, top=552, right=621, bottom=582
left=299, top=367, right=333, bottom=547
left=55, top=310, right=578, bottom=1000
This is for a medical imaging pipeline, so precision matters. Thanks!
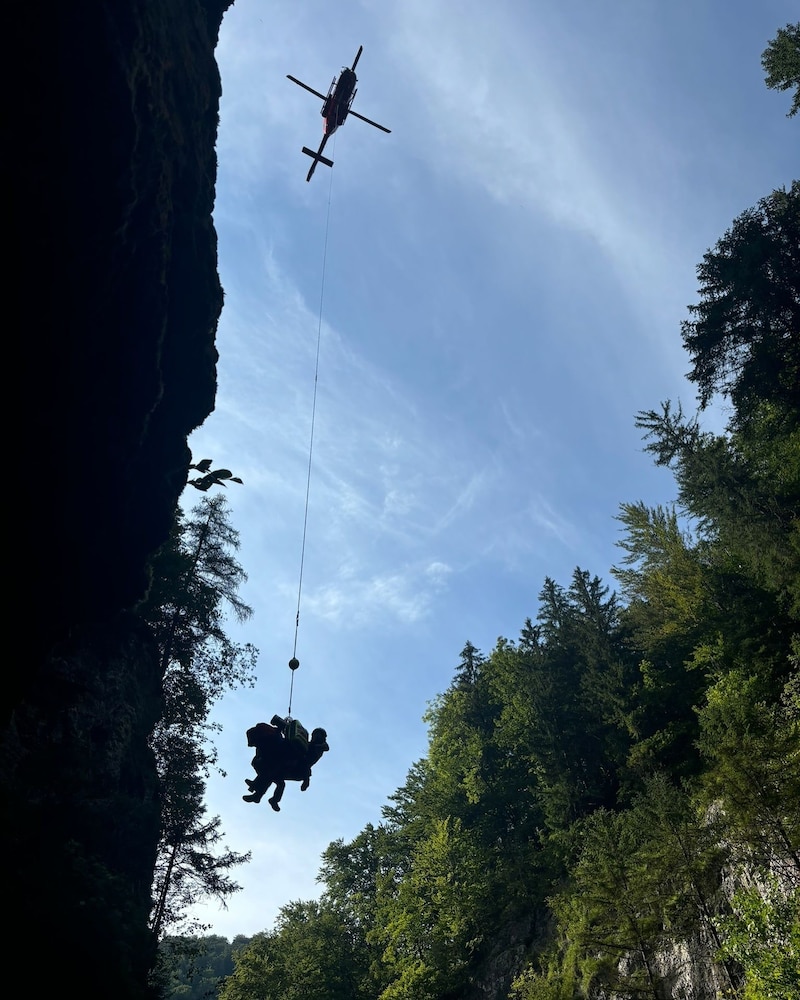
left=184, top=0, right=796, bottom=939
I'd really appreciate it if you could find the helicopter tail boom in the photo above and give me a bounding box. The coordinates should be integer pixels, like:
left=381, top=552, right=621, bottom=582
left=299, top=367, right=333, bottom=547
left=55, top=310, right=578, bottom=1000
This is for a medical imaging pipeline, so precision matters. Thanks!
left=302, top=145, right=334, bottom=181
left=302, top=146, right=334, bottom=168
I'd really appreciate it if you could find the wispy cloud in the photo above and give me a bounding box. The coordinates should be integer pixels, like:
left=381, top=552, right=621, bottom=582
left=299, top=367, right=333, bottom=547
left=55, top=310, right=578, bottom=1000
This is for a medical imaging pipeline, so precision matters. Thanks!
left=302, top=558, right=452, bottom=627
left=374, top=0, right=699, bottom=362
left=195, top=238, right=556, bottom=630
left=305, top=569, right=430, bottom=628
left=527, top=493, right=579, bottom=549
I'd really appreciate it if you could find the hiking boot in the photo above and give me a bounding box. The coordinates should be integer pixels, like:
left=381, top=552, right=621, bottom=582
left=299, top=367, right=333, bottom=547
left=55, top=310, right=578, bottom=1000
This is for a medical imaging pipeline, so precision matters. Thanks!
left=243, top=793, right=262, bottom=803
left=268, top=797, right=281, bottom=812
left=300, top=778, right=310, bottom=791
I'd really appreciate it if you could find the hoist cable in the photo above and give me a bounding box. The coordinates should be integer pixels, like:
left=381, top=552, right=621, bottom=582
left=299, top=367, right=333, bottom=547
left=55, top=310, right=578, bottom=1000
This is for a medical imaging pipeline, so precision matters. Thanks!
left=288, top=143, right=335, bottom=717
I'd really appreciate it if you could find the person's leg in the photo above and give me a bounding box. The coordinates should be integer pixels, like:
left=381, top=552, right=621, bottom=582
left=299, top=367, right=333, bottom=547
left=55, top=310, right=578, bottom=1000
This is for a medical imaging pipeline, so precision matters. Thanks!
left=268, top=779, right=286, bottom=811
left=243, top=775, right=273, bottom=803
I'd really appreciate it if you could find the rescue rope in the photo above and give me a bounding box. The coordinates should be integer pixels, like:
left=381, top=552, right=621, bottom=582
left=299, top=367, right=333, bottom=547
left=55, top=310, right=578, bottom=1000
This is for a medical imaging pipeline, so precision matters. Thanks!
left=288, top=144, right=336, bottom=717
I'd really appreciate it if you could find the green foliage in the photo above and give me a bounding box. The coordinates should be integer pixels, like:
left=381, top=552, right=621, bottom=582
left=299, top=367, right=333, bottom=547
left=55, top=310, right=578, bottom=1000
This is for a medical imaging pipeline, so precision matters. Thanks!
left=634, top=400, right=800, bottom=620
left=486, top=572, right=636, bottom=834
left=156, top=934, right=250, bottom=999
left=613, top=501, right=706, bottom=649
left=139, top=495, right=257, bottom=940
left=372, top=817, right=488, bottom=999
left=546, top=775, right=739, bottom=998
left=151, top=803, right=250, bottom=942
left=320, top=823, right=404, bottom=931
left=509, top=960, right=576, bottom=1000
left=613, top=500, right=711, bottom=774
left=552, top=808, right=668, bottom=997
left=679, top=181, right=800, bottom=423
left=696, top=669, right=800, bottom=874
left=717, top=874, right=800, bottom=1000
left=762, top=22, right=800, bottom=117
left=311, top=580, right=639, bottom=999
left=219, top=902, right=371, bottom=1000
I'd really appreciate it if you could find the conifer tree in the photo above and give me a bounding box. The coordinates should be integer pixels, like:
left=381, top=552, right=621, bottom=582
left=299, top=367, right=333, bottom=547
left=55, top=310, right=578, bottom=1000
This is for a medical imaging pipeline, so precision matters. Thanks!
left=139, top=494, right=257, bottom=941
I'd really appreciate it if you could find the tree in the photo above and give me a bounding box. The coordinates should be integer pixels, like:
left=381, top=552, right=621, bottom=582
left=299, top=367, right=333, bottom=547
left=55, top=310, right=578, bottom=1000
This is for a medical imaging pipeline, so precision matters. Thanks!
left=370, top=816, right=491, bottom=1000
left=612, top=499, right=714, bottom=774
left=149, top=739, right=250, bottom=940
left=144, top=493, right=255, bottom=672
left=632, top=402, right=799, bottom=665
left=627, top=774, right=737, bottom=991
left=219, top=901, right=371, bottom=1000
left=156, top=934, right=251, bottom=1000
left=544, top=775, right=739, bottom=999
left=138, top=494, right=257, bottom=941
left=762, top=22, right=800, bottom=117
left=716, top=873, right=800, bottom=1000
left=679, top=182, right=800, bottom=424
left=320, top=823, right=406, bottom=935
left=696, top=669, right=800, bottom=877
left=550, top=808, right=668, bottom=999
left=487, top=572, right=634, bottom=832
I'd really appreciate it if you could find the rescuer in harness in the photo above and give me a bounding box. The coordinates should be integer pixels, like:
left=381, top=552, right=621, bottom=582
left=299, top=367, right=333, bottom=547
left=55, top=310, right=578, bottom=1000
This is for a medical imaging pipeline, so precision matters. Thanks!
left=242, top=715, right=329, bottom=811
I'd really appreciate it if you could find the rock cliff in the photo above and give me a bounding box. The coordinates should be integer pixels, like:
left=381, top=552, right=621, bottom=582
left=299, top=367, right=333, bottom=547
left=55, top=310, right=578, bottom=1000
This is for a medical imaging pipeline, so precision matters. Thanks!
left=5, top=2, right=232, bottom=995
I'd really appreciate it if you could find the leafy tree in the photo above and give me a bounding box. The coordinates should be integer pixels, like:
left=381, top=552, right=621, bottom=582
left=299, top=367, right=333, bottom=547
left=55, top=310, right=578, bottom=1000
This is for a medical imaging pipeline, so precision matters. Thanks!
left=762, top=22, right=800, bottom=117
left=614, top=502, right=706, bottom=649
left=544, top=774, right=739, bottom=999
left=628, top=775, right=738, bottom=990
left=550, top=808, right=668, bottom=999
left=371, top=816, right=490, bottom=1000
left=358, top=642, right=530, bottom=999
left=156, top=934, right=251, bottom=999
left=219, top=901, right=371, bottom=1000
left=358, top=587, right=638, bottom=999
left=696, top=669, right=800, bottom=876
left=145, top=493, right=255, bottom=673
left=510, top=961, right=577, bottom=1000
left=321, top=823, right=400, bottom=929
left=716, top=873, right=800, bottom=1000
left=139, top=494, right=257, bottom=941
left=319, top=823, right=408, bottom=999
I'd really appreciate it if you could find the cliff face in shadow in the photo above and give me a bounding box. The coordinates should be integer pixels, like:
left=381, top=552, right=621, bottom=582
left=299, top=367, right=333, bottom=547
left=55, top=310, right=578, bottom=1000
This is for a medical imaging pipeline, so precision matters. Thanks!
left=5, top=1, right=232, bottom=995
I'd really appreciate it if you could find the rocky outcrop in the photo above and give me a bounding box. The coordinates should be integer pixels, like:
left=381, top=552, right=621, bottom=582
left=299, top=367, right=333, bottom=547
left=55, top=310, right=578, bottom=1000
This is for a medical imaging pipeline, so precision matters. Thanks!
left=5, top=1, right=232, bottom=995
left=11, top=0, right=229, bottom=703
left=1, top=615, right=165, bottom=994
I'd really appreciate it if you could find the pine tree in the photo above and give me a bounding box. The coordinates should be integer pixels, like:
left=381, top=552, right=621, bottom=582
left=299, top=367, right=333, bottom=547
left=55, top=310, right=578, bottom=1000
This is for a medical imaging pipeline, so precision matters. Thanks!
left=679, top=181, right=800, bottom=425
left=138, top=495, right=257, bottom=941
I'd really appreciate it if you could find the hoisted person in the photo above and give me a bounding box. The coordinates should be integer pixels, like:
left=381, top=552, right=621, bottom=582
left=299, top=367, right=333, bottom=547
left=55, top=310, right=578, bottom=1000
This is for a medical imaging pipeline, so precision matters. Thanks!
left=243, top=715, right=329, bottom=811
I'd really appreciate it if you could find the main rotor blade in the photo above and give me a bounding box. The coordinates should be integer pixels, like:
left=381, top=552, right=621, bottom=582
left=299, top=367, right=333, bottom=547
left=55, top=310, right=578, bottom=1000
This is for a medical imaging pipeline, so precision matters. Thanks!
left=287, top=75, right=327, bottom=101
left=351, top=45, right=363, bottom=71
left=349, top=109, right=391, bottom=133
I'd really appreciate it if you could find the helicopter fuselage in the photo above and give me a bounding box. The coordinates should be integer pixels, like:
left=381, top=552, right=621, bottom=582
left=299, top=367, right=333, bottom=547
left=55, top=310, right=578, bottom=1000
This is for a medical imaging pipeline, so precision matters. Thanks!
left=288, top=46, right=389, bottom=181
left=321, top=67, right=357, bottom=135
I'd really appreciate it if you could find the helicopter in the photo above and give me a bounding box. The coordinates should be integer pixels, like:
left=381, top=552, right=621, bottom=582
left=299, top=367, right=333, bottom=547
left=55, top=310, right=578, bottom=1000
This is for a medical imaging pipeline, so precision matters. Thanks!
left=287, top=45, right=391, bottom=181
